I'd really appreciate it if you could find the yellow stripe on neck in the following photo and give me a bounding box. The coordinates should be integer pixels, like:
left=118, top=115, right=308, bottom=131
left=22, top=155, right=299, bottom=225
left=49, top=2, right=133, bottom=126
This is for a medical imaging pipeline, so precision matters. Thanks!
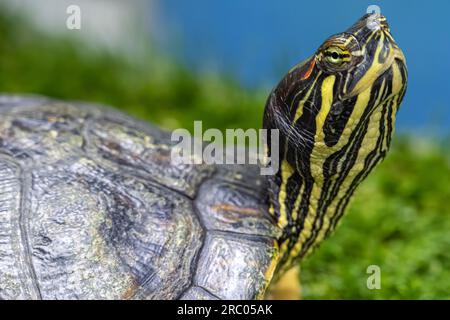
left=316, top=75, right=336, bottom=133
left=277, top=160, right=295, bottom=229
left=294, top=71, right=322, bottom=122
left=282, top=75, right=336, bottom=266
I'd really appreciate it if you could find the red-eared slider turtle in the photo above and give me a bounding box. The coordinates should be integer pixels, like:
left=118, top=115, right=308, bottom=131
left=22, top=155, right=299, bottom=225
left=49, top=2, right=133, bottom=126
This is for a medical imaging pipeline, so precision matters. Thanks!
left=0, top=14, right=407, bottom=299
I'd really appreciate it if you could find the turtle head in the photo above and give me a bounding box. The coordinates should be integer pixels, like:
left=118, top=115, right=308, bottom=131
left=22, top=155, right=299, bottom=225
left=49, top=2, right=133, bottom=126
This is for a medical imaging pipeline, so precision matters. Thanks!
left=263, top=14, right=407, bottom=269
left=323, top=13, right=408, bottom=99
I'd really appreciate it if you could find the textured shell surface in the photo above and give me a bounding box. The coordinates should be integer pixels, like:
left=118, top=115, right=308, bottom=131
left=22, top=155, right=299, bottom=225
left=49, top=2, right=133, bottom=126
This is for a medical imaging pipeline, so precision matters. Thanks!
left=0, top=95, right=280, bottom=300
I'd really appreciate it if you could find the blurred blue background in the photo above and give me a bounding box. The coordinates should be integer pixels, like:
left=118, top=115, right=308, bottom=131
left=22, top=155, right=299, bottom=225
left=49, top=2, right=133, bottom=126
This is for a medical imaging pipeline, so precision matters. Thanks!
left=151, top=0, right=450, bottom=135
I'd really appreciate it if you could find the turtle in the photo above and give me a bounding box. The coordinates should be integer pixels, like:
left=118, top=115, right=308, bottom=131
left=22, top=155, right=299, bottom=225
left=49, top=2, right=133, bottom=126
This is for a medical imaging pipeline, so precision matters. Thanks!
left=0, top=13, right=407, bottom=300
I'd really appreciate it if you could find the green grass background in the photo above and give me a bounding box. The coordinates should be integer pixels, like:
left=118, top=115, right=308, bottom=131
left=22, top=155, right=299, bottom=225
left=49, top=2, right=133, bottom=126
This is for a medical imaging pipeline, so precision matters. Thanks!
left=0, top=9, right=449, bottom=299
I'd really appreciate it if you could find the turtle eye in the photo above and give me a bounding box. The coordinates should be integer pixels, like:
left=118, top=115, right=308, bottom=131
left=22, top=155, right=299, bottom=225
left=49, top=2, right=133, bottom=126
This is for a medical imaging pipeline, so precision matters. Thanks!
left=323, top=46, right=351, bottom=66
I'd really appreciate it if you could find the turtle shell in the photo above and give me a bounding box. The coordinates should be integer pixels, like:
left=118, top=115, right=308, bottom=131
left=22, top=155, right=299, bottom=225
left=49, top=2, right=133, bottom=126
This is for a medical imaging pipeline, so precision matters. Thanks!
left=0, top=95, right=280, bottom=300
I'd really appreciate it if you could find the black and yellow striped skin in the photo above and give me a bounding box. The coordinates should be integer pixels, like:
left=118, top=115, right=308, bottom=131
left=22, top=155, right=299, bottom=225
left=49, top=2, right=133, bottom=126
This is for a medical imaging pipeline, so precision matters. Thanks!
left=264, top=14, right=408, bottom=274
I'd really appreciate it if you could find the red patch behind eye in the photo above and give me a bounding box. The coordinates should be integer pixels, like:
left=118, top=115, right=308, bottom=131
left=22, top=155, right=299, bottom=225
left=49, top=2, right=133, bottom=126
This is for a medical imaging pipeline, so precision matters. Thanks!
left=301, top=59, right=315, bottom=80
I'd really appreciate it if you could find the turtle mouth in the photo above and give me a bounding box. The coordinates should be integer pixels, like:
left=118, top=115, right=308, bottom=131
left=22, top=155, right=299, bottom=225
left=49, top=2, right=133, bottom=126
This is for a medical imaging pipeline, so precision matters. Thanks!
left=343, top=31, right=407, bottom=100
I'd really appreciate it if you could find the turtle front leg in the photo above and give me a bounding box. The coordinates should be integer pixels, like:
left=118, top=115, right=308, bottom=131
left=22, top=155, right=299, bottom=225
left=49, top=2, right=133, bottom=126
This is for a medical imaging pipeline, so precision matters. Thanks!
left=265, top=265, right=301, bottom=300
